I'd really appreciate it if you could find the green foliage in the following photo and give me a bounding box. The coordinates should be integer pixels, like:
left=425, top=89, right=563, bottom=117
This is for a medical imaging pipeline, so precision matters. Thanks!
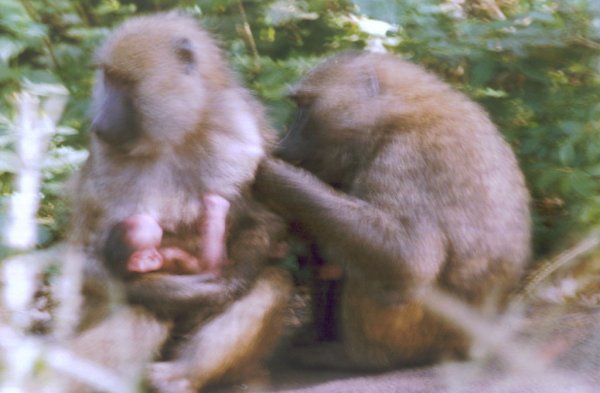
left=1, top=0, right=599, bottom=255
left=354, top=0, right=600, bottom=254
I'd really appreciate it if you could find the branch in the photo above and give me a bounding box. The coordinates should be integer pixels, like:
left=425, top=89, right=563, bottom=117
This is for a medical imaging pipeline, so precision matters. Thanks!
left=237, top=0, right=260, bottom=65
left=521, top=233, right=600, bottom=297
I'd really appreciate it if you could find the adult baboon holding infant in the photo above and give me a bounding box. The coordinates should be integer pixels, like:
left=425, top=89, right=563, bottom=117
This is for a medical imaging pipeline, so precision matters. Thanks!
left=255, top=52, right=531, bottom=369
left=68, top=14, right=291, bottom=392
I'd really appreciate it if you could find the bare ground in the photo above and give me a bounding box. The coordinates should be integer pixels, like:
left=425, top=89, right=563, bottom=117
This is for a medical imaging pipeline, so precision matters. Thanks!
left=211, top=362, right=599, bottom=393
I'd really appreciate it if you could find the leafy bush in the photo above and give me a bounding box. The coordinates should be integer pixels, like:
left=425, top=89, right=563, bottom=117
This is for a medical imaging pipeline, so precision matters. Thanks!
left=1, top=0, right=599, bottom=255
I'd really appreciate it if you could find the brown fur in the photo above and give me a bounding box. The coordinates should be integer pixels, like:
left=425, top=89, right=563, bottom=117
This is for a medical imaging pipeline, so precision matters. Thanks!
left=68, top=14, right=292, bottom=392
left=254, top=52, right=531, bottom=369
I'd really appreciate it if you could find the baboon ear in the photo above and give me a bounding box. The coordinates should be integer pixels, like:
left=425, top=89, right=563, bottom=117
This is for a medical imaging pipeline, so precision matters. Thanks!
left=174, top=37, right=195, bottom=73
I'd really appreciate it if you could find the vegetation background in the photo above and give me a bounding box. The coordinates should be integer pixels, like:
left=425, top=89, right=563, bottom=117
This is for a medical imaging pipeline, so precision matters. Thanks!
left=0, top=0, right=599, bottom=391
left=2, top=0, right=600, bottom=256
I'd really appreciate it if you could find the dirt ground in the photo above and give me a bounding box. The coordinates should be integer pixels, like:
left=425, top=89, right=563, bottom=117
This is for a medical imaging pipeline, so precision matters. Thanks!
left=208, top=355, right=599, bottom=393
left=211, top=309, right=600, bottom=393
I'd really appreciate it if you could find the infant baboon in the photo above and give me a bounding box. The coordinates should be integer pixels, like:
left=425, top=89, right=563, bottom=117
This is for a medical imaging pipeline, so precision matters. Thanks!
left=255, top=52, right=531, bottom=369
left=104, top=193, right=230, bottom=276
left=68, top=13, right=291, bottom=392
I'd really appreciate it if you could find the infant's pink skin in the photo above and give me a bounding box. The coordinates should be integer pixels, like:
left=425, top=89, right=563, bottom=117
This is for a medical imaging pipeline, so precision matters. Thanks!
left=122, top=194, right=230, bottom=274
left=269, top=241, right=289, bottom=259
left=128, top=248, right=164, bottom=273
left=122, top=194, right=230, bottom=275
left=123, top=214, right=163, bottom=249
left=122, top=214, right=164, bottom=273
left=198, top=193, right=230, bottom=271
left=317, top=263, right=344, bottom=281
left=158, top=247, right=204, bottom=274
left=121, top=214, right=203, bottom=274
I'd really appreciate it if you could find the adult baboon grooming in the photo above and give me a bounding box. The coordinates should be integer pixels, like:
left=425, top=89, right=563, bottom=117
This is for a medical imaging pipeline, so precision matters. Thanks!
left=254, top=52, right=531, bottom=369
left=68, top=14, right=291, bottom=392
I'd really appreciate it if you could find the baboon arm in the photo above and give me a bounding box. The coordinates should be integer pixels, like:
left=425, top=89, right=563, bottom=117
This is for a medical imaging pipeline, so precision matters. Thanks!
left=148, top=267, right=293, bottom=391
left=255, top=159, right=445, bottom=288
left=124, top=212, right=280, bottom=315
left=124, top=273, right=242, bottom=314
left=226, top=208, right=284, bottom=279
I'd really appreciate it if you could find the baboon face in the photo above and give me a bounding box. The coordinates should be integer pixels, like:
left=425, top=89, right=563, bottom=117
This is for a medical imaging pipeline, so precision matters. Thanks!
left=91, top=16, right=227, bottom=155
left=278, top=54, right=384, bottom=186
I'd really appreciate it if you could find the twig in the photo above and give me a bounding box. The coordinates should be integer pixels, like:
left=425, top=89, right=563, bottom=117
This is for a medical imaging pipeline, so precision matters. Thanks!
left=570, top=36, right=600, bottom=51
left=237, top=0, right=260, bottom=65
left=521, top=233, right=600, bottom=297
left=73, top=2, right=92, bottom=27
left=1, top=84, right=67, bottom=392
left=0, top=324, right=128, bottom=393
left=5, top=85, right=68, bottom=251
left=19, top=0, right=68, bottom=88
left=473, top=0, right=507, bottom=20
left=47, top=347, right=129, bottom=393
left=419, top=287, right=546, bottom=373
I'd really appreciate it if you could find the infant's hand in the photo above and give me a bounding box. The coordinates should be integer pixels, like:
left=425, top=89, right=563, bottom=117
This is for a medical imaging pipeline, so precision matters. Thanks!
left=128, top=248, right=164, bottom=273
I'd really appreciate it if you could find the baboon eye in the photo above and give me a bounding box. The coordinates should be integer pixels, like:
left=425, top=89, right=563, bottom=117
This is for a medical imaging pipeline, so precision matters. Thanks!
left=174, top=37, right=195, bottom=73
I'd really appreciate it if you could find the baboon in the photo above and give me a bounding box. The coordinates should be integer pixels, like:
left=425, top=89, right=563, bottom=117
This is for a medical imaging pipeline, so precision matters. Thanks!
left=68, top=14, right=292, bottom=392
left=254, top=52, right=531, bottom=369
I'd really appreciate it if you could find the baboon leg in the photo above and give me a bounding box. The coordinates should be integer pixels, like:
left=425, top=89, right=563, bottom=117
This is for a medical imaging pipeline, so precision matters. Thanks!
left=147, top=267, right=293, bottom=393
left=291, top=286, right=469, bottom=371
left=65, top=306, right=171, bottom=393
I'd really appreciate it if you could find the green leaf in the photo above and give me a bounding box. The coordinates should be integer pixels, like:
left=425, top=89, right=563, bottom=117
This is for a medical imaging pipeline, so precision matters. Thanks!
left=0, top=151, right=20, bottom=173
left=570, top=171, right=598, bottom=196
left=559, top=143, right=576, bottom=165
left=471, top=59, right=496, bottom=86
left=0, top=37, right=25, bottom=63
